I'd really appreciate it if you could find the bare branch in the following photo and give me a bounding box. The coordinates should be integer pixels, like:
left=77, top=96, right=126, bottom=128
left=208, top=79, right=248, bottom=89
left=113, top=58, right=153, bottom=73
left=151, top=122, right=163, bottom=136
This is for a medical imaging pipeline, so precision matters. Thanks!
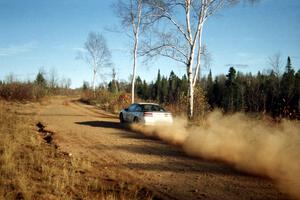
left=147, top=0, right=191, bottom=44
left=82, top=32, right=111, bottom=93
left=163, top=14, right=191, bottom=44
left=268, top=52, right=283, bottom=76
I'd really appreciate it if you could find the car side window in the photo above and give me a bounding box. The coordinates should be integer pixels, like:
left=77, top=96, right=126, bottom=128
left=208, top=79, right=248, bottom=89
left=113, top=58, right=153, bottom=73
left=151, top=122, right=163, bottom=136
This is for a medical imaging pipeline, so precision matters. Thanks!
left=151, top=105, right=165, bottom=112
left=143, top=105, right=151, bottom=112
left=128, top=104, right=136, bottom=112
left=135, top=105, right=142, bottom=112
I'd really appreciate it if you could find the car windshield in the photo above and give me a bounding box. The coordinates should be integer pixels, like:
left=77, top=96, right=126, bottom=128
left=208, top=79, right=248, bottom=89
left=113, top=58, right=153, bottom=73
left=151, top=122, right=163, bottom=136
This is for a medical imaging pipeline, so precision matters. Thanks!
left=141, top=104, right=165, bottom=112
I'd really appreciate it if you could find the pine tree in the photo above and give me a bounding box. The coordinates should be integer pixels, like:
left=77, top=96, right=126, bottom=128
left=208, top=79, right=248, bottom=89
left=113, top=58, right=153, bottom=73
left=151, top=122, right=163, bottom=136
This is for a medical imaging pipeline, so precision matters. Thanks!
left=280, top=56, right=295, bottom=117
left=82, top=81, right=89, bottom=91
left=235, top=72, right=245, bottom=111
left=206, top=69, right=214, bottom=108
left=135, top=76, right=143, bottom=99
left=154, top=70, right=162, bottom=101
left=223, top=67, right=238, bottom=112
left=168, top=71, right=178, bottom=103
left=295, top=70, right=300, bottom=119
left=180, top=75, right=188, bottom=96
left=142, top=80, right=149, bottom=99
left=160, top=77, right=168, bottom=103
left=35, top=71, right=47, bottom=88
left=265, top=70, right=280, bottom=117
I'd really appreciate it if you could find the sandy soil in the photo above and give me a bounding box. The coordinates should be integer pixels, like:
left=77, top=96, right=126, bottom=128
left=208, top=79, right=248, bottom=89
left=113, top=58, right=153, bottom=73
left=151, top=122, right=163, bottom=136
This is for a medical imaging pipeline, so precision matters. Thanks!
left=30, top=96, right=290, bottom=200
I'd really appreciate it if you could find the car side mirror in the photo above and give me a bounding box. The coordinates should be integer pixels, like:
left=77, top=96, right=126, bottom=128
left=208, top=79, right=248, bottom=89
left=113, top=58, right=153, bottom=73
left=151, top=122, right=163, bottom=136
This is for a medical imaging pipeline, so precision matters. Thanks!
left=125, top=108, right=129, bottom=111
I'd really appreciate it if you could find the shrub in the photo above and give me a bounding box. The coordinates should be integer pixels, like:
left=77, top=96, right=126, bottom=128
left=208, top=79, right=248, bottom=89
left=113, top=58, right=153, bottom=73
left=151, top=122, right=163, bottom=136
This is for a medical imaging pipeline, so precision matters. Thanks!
left=80, top=89, right=132, bottom=113
left=192, top=86, right=210, bottom=123
left=108, top=92, right=131, bottom=113
left=163, top=87, right=209, bottom=123
left=0, top=83, right=46, bottom=102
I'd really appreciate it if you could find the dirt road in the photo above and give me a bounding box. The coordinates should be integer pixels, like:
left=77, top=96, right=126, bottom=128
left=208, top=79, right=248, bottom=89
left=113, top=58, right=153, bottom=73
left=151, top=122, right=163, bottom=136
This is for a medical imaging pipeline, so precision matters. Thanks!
left=34, top=97, right=288, bottom=200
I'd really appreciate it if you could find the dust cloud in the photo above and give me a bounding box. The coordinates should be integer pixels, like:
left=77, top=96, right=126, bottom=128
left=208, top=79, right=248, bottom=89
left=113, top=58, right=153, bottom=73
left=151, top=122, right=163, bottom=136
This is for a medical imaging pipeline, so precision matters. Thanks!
left=130, top=111, right=300, bottom=199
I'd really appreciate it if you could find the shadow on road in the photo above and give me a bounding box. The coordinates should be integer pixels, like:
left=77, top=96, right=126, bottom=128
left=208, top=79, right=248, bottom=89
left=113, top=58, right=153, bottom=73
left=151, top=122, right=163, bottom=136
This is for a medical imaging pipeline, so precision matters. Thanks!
left=91, top=143, right=251, bottom=177
left=71, top=100, right=119, bottom=119
left=75, top=121, right=160, bottom=141
left=75, top=121, right=124, bottom=129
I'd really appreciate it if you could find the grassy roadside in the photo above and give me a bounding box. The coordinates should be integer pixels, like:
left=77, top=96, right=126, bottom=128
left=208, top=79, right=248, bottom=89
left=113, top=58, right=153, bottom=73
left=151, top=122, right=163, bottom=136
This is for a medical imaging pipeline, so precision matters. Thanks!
left=0, top=101, right=154, bottom=200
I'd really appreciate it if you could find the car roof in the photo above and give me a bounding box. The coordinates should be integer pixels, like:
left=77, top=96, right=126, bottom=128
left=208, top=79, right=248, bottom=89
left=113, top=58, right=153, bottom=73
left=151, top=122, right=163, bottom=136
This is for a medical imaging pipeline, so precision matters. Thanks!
left=136, top=102, right=160, bottom=106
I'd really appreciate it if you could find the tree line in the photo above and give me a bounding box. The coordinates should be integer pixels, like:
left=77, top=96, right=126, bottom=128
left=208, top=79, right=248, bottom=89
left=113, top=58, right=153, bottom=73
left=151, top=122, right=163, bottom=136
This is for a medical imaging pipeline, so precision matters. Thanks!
left=107, top=56, right=300, bottom=119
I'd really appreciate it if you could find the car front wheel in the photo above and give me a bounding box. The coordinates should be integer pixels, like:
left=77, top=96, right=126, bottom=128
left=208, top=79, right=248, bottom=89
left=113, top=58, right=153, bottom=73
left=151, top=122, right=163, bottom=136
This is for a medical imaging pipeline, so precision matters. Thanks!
left=119, top=113, right=125, bottom=123
left=133, top=117, right=139, bottom=123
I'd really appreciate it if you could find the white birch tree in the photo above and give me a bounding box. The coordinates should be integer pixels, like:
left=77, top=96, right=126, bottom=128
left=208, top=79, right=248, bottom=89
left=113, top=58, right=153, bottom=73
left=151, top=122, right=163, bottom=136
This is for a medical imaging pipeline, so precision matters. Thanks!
left=268, top=52, right=283, bottom=77
left=115, top=0, right=152, bottom=103
left=48, top=68, right=59, bottom=89
left=143, top=0, right=256, bottom=119
left=84, top=32, right=111, bottom=95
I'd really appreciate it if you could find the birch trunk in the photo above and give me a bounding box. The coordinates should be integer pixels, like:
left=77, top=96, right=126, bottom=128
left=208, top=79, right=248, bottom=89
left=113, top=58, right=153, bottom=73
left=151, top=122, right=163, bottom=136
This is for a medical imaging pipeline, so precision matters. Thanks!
left=131, top=35, right=138, bottom=103
left=187, top=50, right=196, bottom=119
left=92, top=68, right=96, bottom=97
left=130, top=0, right=142, bottom=104
left=188, top=64, right=194, bottom=119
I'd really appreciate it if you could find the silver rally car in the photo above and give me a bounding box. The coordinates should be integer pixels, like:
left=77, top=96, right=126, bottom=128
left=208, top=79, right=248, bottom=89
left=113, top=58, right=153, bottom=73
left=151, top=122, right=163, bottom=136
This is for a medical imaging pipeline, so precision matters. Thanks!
left=119, top=103, right=173, bottom=125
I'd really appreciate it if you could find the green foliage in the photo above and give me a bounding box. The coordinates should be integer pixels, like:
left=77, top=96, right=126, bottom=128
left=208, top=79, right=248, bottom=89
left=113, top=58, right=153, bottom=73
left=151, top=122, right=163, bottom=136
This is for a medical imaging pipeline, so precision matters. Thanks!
left=279, top=57, right=297, bottom=118
left=134, top=70, right=188, bottom=106
left=82, top=81, right=89, bottom=91
left=108, top=80, right=119, bottom=93
left=34, top=72, right=47, bottom=88
left=223, top=67, right=238, bottom=112
left=202, top=57, right=299, bottom=119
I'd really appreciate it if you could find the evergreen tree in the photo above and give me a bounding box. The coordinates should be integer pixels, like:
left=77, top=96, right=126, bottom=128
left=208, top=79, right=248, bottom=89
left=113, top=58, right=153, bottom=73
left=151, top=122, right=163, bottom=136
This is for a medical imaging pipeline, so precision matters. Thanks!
left=223, top=67, right=238, bottom=112
left=168, top=71, right=179, bottom=103
left=295, top=70, right=300, bottom=119
left=154, top=70, right=162, bottom=101
left=149, top=81, right=156, bottom=100
left=135, top=76, right=144, bottom=99
left=280, top=56, right=295, bottom=117
left=206, top=69, right=214, bottom=108
left=235, top=72, right=246, bottom=111
left=159, top=76, right=168, bottom=103
left=180, top=75, right=188, bottom=96
left=257, top=72, right=266, bottom=112
left=212, top=77, right=221, bottom=107
left=82, top=81, right=89, bottom=91
left=35, top=71, right=47, bottom=88
left=108, top=80, right=119, bottom=93
left=142, top=80, right=149, bottom=99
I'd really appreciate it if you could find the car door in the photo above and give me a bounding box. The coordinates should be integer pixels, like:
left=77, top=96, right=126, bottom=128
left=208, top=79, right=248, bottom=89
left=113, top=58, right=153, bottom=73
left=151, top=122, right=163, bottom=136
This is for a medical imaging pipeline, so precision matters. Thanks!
left=133, top=105, right=143, bottom=121
left=126, top=104, right=137, bottom=122
left=122, top=105, right=131, bottom=122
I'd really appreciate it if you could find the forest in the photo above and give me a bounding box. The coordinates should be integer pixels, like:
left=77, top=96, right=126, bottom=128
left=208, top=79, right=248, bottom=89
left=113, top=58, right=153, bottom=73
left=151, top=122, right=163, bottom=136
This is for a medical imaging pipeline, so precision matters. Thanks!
left=107, top=56, right=300, bottom=119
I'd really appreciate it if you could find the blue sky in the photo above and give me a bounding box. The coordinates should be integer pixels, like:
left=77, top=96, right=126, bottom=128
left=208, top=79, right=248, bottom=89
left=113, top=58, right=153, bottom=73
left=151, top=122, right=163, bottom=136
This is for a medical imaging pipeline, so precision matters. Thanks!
left=0, top=0, right=299, bottom=88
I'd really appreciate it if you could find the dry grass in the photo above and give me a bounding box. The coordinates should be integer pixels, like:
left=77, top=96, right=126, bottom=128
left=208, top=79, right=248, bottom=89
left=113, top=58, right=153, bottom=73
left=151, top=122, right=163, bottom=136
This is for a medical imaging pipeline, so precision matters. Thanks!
left=0, top=101, right=154, bottom=200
